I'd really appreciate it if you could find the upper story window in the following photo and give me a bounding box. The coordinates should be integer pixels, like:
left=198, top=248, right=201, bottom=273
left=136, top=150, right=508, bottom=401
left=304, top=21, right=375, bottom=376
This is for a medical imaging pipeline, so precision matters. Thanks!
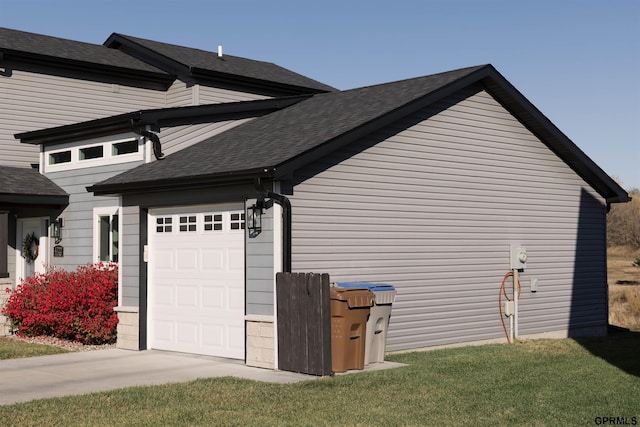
left=79, top=145, right=103, bottom=160
left=49, top=151, right=71, bottom=165
left=113, top=140, right=139, bottom=155
left=44, top=136, right=144, bottom=172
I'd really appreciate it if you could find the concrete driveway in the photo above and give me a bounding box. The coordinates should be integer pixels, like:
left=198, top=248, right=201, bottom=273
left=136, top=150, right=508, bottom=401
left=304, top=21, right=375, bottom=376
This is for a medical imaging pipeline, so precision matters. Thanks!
left=0, top=349, right=313, bottom=405
left=1, top=349, right=404, bottom=406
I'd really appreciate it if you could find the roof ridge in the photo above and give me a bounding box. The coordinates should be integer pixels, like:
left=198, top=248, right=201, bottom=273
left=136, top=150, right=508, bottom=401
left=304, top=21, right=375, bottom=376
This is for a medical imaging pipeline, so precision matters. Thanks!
left=110, top=33, right=253, bottom=62
left=338, top=64, right=490, bottom=93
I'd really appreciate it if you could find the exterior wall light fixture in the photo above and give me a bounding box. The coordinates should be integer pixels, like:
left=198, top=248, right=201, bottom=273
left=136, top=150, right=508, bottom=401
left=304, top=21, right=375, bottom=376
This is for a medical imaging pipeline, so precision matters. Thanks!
left=247, top=201, right=264, bottom=235
left=51, top=218, right=63, bottom=244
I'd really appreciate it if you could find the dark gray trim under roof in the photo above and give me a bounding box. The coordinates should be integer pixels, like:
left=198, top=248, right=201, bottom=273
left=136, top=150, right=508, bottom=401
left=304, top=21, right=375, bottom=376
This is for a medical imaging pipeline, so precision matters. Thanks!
left=0, top=27, right=173, bottom=89
left=105, top=33, right=336, bottom=95
left=0, top=166, right=69, bottom=207
left=83, top=64, right=627, bottom=204
left=16, top=96, right=312, bottom=146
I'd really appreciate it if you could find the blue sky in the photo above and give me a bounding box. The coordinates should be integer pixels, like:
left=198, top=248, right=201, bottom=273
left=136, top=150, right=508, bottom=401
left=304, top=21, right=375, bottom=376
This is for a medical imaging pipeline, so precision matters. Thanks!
left=2, top=0, right=638, bottom=190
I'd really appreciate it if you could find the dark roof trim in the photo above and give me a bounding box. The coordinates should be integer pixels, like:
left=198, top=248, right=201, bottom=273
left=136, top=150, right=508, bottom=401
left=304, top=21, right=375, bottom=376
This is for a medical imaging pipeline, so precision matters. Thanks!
left=16, top=95, right=311, bottom=146
left=88, top=168, right=272, bottom=196
left=1, top=49, right=174, bottom=90
left=188, top=67, right=332, bottom=96
left=89, top=65, right=629, bottom=205
left=273, top=67, right=494, bottom=180
left=273, top=65, right=628, bottom=204
left=0, top=27, right=174, bottom=90
left=105, top=33, right=335, bottom=95
left=0, top=194, right=69, bottom=208
left=477, top=68, right=630, bottom=204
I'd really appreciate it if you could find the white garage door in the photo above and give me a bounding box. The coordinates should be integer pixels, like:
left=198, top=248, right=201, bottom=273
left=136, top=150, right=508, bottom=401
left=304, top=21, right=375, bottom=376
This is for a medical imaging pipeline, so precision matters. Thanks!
left=149, top=204, right=245, bottom=359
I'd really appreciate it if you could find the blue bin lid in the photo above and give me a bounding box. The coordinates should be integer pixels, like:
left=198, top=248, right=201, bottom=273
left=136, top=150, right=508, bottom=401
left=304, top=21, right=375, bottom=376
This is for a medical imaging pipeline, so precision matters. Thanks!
left=336, top=282, right=395, bottom=292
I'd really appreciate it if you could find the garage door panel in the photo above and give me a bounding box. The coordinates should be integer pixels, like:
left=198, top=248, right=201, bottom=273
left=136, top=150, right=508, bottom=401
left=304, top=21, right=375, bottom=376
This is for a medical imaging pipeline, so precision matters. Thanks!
left=154, top=248, right=175, bottom=271
left=228, top=325, right=245, bottom=350
left=202, top=248, right=225, bottom=272
left=229, top=288, right=245, bottom=311
left=153, top=320, right=174, bottom=343
left=177, top=285, right=198, bottom=308
left=150, top=206, right=245, bottom=359
left=154, top=285, right=174, bottom=306
left=202, top=324, right=225, bottom=347
left=202, top=286, right=225, bottom=309
left=176, top=248, right=199, bottom=270
left=228, top=248, right=244, bottom=271
left=176, top=322, right=198, bottom=345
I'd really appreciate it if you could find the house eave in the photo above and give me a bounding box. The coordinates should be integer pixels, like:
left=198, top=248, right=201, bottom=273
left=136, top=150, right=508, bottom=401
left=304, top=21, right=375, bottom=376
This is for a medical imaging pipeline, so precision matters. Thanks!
left=0, top=49, right=174, bottom=90
left=0, top=194, right=69, bottom=208
left=273, top=65, right=628, bottom=204
left=478, top=68, right=630, bottom=204
left=16, top=95, right=311, bottom=147
left=88, top=168, right=275, bottom=196
left=189, top=67, right=334, bottom=95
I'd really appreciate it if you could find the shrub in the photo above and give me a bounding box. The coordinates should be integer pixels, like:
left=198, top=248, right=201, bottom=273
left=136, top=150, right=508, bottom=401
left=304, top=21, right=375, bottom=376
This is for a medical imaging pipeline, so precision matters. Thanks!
left=2, top=263, right=118, bottom=344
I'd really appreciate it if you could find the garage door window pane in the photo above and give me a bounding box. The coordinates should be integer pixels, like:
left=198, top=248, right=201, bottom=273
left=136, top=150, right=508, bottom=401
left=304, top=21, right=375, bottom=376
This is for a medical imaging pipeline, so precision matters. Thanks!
left=230, top=212, right=245, bottom=230
left=204, top=214, right=223, bottom=231
left=156, top=217, right=172, bottom=233
left=179, top=215, right=197, bottom=232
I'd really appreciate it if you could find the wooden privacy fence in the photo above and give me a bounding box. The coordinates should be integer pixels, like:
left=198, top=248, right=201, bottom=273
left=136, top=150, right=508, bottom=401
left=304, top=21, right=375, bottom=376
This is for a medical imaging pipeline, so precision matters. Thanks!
left=276, top=272, right=332, bottom=376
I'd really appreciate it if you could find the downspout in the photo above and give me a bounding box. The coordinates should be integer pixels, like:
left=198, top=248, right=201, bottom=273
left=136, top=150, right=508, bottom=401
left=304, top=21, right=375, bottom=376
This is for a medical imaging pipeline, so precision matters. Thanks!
left=130, top=120, right=165, bottom=160
left=256, top=178, right=291, bottom=273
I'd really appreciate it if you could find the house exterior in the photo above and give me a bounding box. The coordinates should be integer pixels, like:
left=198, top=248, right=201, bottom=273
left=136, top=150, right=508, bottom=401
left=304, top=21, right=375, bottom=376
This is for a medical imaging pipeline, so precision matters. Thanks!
left=0, top=27, right=331, bottom=315
left=2, top=28, right=629, bottom=369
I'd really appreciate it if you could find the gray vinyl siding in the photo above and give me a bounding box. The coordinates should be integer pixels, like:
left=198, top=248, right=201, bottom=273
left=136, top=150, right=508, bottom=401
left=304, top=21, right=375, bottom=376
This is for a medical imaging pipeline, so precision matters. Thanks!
left=289, top=87, right=608, bottom=352
left=197, top=85, right=269, bottom=104
left=159, top=119, right=254, bottom=156
left=120, top=205, right=140, bottom=307
left=45, top=161, right=142, bottom=271
left=245, top=199, right=275, bottom=316
left=164, top=80, right=192, bottom=107
left=164, top=81, right=269, bottom=108
left=0, top=69, right=167, bottom=167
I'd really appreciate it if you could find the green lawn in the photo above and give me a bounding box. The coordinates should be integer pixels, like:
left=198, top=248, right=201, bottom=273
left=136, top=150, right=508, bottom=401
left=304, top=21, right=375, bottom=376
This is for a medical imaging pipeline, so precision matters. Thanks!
left=0, top=337, right=68, bottom=360
left=0, top=333, right=638, bottom=426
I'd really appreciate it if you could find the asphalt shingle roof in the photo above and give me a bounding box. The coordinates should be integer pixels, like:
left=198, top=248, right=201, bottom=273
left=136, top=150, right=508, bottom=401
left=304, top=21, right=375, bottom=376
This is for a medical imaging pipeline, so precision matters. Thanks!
left=91, top=65, right=486, bottom=190
left=0, top=166, right=68, bottom=198
left=107, top=34, right=336, bottom=93
left=0, top=27, right=167, bottom=75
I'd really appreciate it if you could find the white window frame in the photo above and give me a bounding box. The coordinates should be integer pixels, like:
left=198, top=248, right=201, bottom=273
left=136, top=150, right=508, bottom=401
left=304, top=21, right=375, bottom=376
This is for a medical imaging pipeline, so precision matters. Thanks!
left=43, top=134, right=144, bottom=172
left=93, top=206, right=120, bottom=264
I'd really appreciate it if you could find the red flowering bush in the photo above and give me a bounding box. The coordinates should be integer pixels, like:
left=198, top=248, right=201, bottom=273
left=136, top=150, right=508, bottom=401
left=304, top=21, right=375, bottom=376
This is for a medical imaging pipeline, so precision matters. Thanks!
left=2, top=263, right=118, bottom=344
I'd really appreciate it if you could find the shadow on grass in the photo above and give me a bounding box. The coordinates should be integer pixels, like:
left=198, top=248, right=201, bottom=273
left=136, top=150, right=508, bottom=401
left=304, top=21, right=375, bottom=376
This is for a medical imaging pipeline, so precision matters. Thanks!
left=574, top=326, right=640, bottom=378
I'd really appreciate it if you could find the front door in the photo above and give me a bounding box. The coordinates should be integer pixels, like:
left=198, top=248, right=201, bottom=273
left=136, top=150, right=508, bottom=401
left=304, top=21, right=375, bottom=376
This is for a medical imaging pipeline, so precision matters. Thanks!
left=16, top=218, right=48, bottom=282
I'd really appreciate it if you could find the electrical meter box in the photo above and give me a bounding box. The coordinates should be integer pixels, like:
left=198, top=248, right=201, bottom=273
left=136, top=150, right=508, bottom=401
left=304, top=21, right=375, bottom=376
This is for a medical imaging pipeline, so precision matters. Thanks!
left=510, top=246, right=527, bottom=270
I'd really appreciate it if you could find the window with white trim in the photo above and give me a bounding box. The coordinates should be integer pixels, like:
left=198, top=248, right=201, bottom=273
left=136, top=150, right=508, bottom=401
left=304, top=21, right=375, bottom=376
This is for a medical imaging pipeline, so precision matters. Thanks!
left=94, top=207, right=119, bottom=263
left=45, top=136, right=143, bottom=172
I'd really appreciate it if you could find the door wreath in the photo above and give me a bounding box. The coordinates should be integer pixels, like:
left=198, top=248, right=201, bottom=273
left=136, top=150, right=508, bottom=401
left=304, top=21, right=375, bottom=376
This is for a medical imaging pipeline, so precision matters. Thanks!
left=22, top=232, right=39, bottom=263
